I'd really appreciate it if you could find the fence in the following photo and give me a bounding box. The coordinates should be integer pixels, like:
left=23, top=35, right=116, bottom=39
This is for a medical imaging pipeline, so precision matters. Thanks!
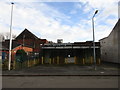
left=2, top=56, right=101, bottom=70
left=2, top=59, right=40, bottom=70
left=40, top=56, right=101, bottom=65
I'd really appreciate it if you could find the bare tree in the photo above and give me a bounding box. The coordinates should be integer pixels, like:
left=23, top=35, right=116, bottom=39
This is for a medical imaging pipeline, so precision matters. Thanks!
left=0, top=33, right=5, bottom=42
left=12, top=34, right=16, bottom=39
left=2, top=32, right=16, bottom=40
left=4, top=32, right=10, bottom=39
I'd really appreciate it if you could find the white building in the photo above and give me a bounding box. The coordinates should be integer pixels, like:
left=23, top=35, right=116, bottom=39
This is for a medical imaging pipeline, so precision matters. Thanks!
left=99, top=19, right=120, bottom=63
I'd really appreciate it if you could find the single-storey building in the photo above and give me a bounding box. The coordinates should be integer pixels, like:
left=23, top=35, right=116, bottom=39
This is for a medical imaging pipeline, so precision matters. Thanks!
left=41, top=41, right=100, bottom=64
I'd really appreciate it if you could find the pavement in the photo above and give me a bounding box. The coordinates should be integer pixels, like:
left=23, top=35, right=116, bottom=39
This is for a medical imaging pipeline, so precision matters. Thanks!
left=2, top=62, right=120, bottom=76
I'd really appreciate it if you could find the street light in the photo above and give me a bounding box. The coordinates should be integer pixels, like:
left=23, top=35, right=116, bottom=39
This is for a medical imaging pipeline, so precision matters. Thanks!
left=92, top=10, right=98, bottom=70
left=8, top=2, right=14, bottom=70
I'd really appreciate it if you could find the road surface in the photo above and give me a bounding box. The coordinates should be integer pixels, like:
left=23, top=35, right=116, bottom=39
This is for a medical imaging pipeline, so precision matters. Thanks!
left=2, top=76, right=118, bottom=88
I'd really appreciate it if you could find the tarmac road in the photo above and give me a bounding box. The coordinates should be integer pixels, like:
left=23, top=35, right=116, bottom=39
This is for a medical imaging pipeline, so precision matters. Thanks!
left=2, top=63, right=120, bottom=88
left=2, top=76, right=119, bottom=88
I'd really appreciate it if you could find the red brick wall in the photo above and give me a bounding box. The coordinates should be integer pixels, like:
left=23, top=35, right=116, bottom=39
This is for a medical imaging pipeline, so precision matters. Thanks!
left=16, top=39, right=48, bottom=53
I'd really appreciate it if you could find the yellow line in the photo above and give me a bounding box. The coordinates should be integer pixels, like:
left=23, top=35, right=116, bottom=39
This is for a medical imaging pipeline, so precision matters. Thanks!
left=49, top=58, right=51, bottom=64
left=42, top=57, right=44, bottom=64
left=83, top=58, right=85, bottom=65
left=74, top=56, right=77, bottom=64
left=57, top=56, right=59, bottom=64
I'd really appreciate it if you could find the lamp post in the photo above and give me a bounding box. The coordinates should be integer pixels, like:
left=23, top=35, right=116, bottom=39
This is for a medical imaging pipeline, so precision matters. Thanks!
left=92, top=10, right=98, bottom=70
left=8, top=2, right=14, bottom=70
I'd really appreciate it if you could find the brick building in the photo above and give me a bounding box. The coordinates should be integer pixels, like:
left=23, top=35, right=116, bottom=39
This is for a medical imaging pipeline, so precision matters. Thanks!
left=1, top=28, right=48, bottom=62
left=15, top=28, right=48, bottom=53
left=1, top=40, right=33, bottom=61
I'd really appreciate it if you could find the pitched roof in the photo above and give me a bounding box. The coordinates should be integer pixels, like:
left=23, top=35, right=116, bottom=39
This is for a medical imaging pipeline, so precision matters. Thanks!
left=15, top=28, right=39, bottom=40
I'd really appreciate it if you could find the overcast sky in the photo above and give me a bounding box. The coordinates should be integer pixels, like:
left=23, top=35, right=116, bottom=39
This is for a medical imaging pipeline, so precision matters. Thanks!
left=0, top=0, right=119, bottom=43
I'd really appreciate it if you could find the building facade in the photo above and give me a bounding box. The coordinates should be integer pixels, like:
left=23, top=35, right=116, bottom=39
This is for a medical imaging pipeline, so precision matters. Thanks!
left=15, top=28, right=48, bottom=53
left=99, top=19, right=120, bottom=63
left=1, top=40, right=33, bottom=62
left=41, top=41, right=100, bottom=64
left=1, top=28, right=48, bottom=62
